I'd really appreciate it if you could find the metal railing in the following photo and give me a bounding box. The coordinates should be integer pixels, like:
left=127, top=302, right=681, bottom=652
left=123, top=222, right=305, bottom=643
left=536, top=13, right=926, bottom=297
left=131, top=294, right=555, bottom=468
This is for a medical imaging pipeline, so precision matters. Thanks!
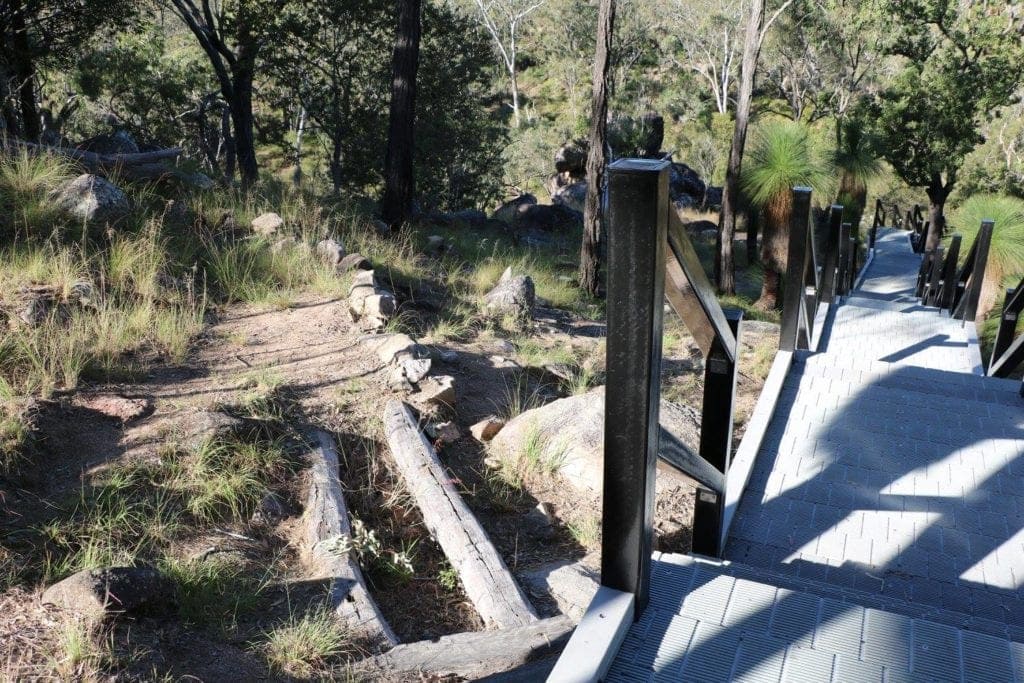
left=600, top=161, right=841, bottom=615
left=908, top=204, right=929, bottom=253
left=780, top=193, right=850, bottom=351
left=916, top=221, right=992, bottom=324
left=987, top=277, right=1024, bottom=390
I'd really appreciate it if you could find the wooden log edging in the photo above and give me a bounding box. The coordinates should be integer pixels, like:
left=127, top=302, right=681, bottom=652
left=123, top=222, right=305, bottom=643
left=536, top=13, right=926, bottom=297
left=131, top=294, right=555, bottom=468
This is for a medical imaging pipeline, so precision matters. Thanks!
left=358, top=615, right=572, bottom=680
left=301, top=429, right=398, bottom=648
left=383, top=400, right=538, bottom=629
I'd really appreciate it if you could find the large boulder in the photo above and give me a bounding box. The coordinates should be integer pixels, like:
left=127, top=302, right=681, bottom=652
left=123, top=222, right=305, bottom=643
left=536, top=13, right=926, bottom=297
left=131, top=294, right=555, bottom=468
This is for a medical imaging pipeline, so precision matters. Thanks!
left=51, top=174, right=131, bottom=225
left=703, top=186, right=724, bottom=210
left=669, top=163, right=707, bottom=206
left=554, top=140, right=588, bottom=178
left=489, top=386, right=700, bottom=494
left=76, top=130, right=140, bottom=155
left=551, top=181, right=587, bottom=214
left=516, top=203, right=581, bottom=232
left=41, top=566, right=171, bottom=618
left=491, top=194, right=537, bottom=225
left=483, top=267, right=535, bottom=320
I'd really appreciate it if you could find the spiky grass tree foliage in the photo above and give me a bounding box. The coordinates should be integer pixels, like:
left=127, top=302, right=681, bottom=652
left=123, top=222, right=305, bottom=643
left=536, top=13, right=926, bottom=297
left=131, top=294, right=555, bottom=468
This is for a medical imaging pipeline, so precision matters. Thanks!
left=952, top=194, right=1024, bottom=322
left=832, top=120, right=881, bottom=228
left=741, top=121, right=827, bottom=310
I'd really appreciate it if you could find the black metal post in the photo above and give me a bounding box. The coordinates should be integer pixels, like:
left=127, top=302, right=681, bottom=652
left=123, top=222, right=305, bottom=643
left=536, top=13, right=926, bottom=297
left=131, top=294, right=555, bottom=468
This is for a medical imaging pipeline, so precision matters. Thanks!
left=990, top=287, right=1019, bottom=373
left=837, top=222, right=852, bottom=297
left=938, top=235, right=962, bottom=312
left=819, top=205, right=842, bottom=304
left=692, top=309, right=742, bottom=557
left=925, top=246, right=944, bottom=305
left=916, top=249, right=934, bottom=299
left=780, top=187, right=813, bottom=352
left=601, top=159, right=669, bottom=616
left=959, top=219, right=994, bottom=324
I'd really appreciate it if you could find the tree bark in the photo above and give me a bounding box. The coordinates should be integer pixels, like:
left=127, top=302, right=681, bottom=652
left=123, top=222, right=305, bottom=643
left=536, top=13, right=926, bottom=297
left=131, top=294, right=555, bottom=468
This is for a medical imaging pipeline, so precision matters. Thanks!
left=925, top=174, right=950, bottom=253
left=229, top=66, right=258, bottom=188
left=579, top=0, right=616, bottom=297
left=381, top=0, right=422, bottom=231
left=10, top=10, right=39, bottom=141
left=716, top=0, right=767, bottom=295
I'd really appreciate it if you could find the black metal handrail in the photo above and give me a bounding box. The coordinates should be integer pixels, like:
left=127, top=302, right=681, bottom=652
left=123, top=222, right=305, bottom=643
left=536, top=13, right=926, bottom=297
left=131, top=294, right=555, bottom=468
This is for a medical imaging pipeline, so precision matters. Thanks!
left=909, top=204, right=929, bottom=253
left=870, top=198, right=886, bottom=249
left=950, top=220, right=994, bottom=322
left=601, top=165, right=846, bottom=619
left=780, top=193, right=847, bottom=351
left=987, top=277, right=1024, bottom=384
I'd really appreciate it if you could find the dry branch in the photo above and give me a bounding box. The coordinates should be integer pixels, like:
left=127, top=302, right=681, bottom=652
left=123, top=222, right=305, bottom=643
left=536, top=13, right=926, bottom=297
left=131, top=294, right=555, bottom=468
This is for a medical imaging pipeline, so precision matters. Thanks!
left=383, top=400, right=538, bottom=629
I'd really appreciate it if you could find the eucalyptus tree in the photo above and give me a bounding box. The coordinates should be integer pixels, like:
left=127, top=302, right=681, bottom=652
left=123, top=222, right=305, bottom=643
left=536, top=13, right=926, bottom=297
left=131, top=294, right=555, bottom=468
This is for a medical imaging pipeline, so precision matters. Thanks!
left=381, top=0, right=422, bottom=230
left=0, top=0, right=137, bottom=140
left=666, top=0, right=746, bottom=115
left=162, top=0, right=285, bottom=188
left=869, top=0, right=1024, bottom=252
left=470, top=0, right=547, bottom=127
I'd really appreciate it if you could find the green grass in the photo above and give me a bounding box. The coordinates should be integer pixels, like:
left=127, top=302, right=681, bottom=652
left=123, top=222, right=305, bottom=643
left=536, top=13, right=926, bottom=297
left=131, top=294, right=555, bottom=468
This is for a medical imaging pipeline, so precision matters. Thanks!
left=160, top=556, right=266, bottom=629
left=260, top=605, right=353, bottom=679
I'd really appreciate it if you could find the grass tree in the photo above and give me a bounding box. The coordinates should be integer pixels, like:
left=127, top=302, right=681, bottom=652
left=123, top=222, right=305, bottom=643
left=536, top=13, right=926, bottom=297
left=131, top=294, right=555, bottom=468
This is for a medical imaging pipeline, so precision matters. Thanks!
left=952, top=195, right=1024, bottom=323
left=831, top=119, right=880, bottom=230
left=741, top=120, right=826, bottom=310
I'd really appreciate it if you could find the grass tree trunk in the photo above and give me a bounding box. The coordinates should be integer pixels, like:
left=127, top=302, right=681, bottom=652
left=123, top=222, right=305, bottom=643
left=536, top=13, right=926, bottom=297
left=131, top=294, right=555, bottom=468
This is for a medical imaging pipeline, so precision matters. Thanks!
left=382, top=0, right=423, bottom=231
left=579, top=0, right=616, bottom=297
left=716, top=0, right=767, bottom=295
left=757, top=191, right=791, bottom=310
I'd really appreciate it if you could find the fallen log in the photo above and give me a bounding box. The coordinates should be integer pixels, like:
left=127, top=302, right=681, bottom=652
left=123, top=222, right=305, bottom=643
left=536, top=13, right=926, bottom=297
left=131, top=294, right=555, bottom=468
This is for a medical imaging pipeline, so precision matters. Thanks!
left=357, top=615, right=572, bottom=680
left=301, top=429, right=397, bottom=648
left=383, top=400, right=538, bottom=629
left=348, top=270, right=396, bottom=331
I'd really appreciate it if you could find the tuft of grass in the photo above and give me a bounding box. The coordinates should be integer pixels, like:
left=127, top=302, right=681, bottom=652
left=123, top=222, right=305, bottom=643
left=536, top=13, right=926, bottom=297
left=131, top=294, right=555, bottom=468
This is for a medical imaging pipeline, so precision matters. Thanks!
left=567, top=515, right=601, bottom=550
left=260, top=605, right=353, bottom=679
left=161, top=556, right=265, bottom=628
left=492, top=422, right=567, bottom=490
left=499, top=373, right=544, bottom=420
left=47, top=615, right=112, bottom=682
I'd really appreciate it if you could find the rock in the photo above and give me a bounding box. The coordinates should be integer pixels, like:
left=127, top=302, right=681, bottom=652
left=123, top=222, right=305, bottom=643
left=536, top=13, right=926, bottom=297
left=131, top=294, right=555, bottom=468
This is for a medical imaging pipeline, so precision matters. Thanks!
left=554, top=141, right=588, bottom=177
left=251, top=492, right=286, bottom=526
left=669, top=163, right=707, bottom=206
left=388, top=366, right=414, bottom=392
left=523, top=501, right=556, bottom=540
left=489, top=386, right=700, bottom=494
left=271, top=236, right=296, bottom=253
left=373, top=334, right=422, bottom=365
left=163, top=199, right=193, bottom=229
left=76, top=130, right=140, bottom=155
left=76, top=394, right=154, bottom=423
left=69, top=281, right=95, bottom=307
left=402, top=357, right=432, bottom=384
left=17, top=295, right=48, bottom=326
left=51, top=174, right=131, bottom=225
left=316, top=238, right=346, bottom=266
left=340, top=253, right=372, bottom=271
left=437, top=349, right=458, bottom=363
left=483, top=267, right=535, bottom=320
left=491, top=194, right=537, bottom=225
left=426, top=421, right=461, bottom=445
left=418, top=375, right=456, bottom=407
left=448, top=208, right=487, bottom=225
left=703, top=186, right=723, bottom=210
left=515, top=204, right=581, bottom=232
left=348, top=271, right=396, bottom=330
left=494, top=339, right=515, bottom=355
left=684, top=219, right=719, bottom=237
left=42, top=566, right=171, bottom=618
left=251, top=212, right=284, bottom=236
left=372, top=219, right=391, bottom=236
left=470, top=416, right=506, bottom=442
left=551, top=181, right=587, bottom=214
left=425, top=235, right=446, bottom=255
left=639, top=112, right=665, bottom=157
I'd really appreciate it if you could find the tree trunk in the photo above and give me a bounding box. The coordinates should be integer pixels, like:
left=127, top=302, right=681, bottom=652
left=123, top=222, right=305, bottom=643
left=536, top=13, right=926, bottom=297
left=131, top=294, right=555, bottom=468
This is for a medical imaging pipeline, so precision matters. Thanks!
left=757, top=192, right=791, bottom=310
left=229, top=67, right=258, bottom=189
left=293, top=105, right=306, bottom=187
left=716, top=0, right=767, bottom=295
left=510, top=67, right=521, bottom=127
left=925, top=175, right=949, bottom=253
left=381, top=0, right=422, bottom=231
left=579, top=0, right=616, bottom=297
left=10, top=10, right=39, bottom=141
left=746, top=208, right=760, bottom=264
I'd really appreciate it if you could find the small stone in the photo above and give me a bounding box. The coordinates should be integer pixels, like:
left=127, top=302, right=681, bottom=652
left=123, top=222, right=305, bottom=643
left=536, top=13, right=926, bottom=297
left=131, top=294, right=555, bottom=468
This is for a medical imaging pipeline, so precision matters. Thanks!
left=483, top=267, right=536, bottom=320
left=418, top=375, right=456, bottom=407
left=42, top=566, right=171, bottom=618
left=426, top=421, right=461, bottom=445
left=402, top=357, right=432, bottom=384
left=316, top=238, right=346, bottom=266
left=388, top=366, right=414, bottom=392
left=251, top=212, right=284, bottom=236
left=339, top=253, right=372, bottom=271
left=494, top=339, right=515, bottom=355
left=438, top=349, right=458, bottom=363
left=69, top=281, right=95, bottom=306
left=76, top=394, right=154, bottom=423
left=524, top=502, right=556, bottom=540
left=251, top=492, right=285, bottom=525
left=470, top=416, right=506, bottom=442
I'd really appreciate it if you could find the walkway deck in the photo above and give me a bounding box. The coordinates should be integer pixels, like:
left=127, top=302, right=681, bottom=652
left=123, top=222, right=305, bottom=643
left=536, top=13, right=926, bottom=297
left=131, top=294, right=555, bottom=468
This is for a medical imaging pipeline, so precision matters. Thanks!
left=602, top=229, right=1024, bottom=682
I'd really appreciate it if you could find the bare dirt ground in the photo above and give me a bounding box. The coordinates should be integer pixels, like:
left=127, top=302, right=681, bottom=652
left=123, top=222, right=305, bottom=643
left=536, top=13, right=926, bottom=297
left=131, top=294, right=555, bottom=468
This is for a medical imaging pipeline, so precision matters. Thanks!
left=0, top=271, right=777, bottom=679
